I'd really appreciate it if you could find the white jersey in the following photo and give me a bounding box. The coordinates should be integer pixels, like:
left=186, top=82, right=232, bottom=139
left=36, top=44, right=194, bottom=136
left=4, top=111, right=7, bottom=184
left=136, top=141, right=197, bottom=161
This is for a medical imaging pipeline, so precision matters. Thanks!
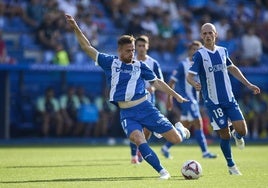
left=135, top=55, right=164, bottom=89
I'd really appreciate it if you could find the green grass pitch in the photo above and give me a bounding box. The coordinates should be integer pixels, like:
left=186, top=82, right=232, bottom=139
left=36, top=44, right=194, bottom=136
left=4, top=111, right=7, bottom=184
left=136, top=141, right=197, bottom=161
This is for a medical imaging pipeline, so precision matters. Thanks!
left=0, top=144, right=267, bottom=188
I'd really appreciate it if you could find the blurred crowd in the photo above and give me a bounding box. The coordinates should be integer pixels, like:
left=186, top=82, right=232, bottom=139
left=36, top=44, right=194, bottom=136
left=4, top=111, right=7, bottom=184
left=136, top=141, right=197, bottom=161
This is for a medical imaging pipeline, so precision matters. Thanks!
left=107, top=0, right=267, bottom=67
left=0, top=0, right=267, bottom=139
left=0, top=0, right=267, bottom=67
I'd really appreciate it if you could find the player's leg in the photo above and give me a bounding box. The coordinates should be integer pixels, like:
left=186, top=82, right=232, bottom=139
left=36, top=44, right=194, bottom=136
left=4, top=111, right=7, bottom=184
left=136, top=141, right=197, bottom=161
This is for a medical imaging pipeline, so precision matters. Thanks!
left=161, top=120, right=190, bottom=159
left=129, top=129, right=170, bottom=179
left=217, top=127, right=241, bottom=175
left=121, top=105, right=170, bottom=179
left=231, top=120, right=246, bottom=149
left=161, top=122, right=190, bottom=143
left=191, top=118, right=217, bottom=158
left=129, top=142, right=139, bottom=164
left=161, top=102, right=192, bottom=158
left=208, top=104, right=241, bottom=175
left=135, top=100, right=189, bottom=178
left=227, top=102, right=246, bottom=150
left=130, top=128, right=151, bottom=164
left=185, top=102, right=216, bottom=157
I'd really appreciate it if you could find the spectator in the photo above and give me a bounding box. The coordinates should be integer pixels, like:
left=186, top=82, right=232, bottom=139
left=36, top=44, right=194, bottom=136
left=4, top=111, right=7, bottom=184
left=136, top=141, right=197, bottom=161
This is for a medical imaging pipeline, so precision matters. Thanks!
left=94, top=88, right=117, bottom=137
left=79, top=13, right=99, bottom=47
left=257, top=20, right=268, bottom=56
left=37, top=12, right=61, bottom=63
left=22, top=0, right=45, bottom=29
left=160, top=0, right=179, bottom=22
left=140, top=0, right=162, bottom=17
left=218, top=28, right=240, bottom=65
left=59, top=86, right=82, bottom=136
left=140, top=12, right=159, bottom=36
left=57, top=0, right=77, bottom=17
left=129, top=0, right=146, bottom=17
left=125, top=14, right=144, bottom=37
left=52, top=43, right=70, bottom=66
left=187, top=0, right=209, bottom=16
left=157, top=11, right=176, bottom=52
left=240, top=26, right=262, bottom=66
left=214, top=17, right=230, bottom=41
left=63, top=21, right=79, bottom=63
left=36, top=87, right=63, bottom=137
left=76, top=87, right=98, bottom=137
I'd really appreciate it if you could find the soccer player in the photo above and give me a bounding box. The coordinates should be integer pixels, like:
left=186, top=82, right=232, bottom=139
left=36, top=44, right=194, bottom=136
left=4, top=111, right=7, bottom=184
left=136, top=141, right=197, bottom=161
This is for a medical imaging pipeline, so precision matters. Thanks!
left=187, top=23, right=261, bottom=175
left=129, top=35, right=164, bottom=164
left=65, top=14, right=190, bottom=180
left=162, top=40, right=217, bottom=159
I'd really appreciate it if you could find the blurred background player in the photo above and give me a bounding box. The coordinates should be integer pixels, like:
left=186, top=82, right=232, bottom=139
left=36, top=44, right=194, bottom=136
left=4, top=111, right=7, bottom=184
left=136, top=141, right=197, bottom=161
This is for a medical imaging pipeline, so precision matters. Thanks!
left=164, top=40, right=217, bottom=159
left=130, top=35, right=164, bottom=164
left=187, top=23, right=261, bottom=175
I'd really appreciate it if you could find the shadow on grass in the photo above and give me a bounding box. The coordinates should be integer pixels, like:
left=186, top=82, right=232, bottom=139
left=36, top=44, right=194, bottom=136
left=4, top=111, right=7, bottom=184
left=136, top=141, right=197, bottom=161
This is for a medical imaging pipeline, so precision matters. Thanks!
left=0, top=176, right=184, bottom=183
left=5, top=163, right=122, bottom=168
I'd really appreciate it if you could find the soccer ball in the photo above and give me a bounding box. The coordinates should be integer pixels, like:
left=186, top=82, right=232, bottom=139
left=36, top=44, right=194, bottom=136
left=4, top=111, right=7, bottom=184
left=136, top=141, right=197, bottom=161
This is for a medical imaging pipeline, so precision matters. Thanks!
left=181, top=160, right=202, bottom=180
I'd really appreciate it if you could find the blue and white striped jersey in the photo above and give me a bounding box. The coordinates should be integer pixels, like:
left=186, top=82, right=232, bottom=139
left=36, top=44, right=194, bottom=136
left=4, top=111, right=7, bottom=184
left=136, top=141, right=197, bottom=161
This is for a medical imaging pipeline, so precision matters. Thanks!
left=170, top=57, right=196, bottom=101
left=189, top=46, right=234, bottom=105
left=96, top=53, right=157, bottom=105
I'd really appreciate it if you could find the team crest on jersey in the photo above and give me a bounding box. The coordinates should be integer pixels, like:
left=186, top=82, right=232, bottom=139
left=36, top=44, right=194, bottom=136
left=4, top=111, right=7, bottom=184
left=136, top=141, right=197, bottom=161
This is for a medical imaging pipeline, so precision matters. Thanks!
left=219, top=119, right=225, bottom=125
left=132, top=66, right=140, bottom=75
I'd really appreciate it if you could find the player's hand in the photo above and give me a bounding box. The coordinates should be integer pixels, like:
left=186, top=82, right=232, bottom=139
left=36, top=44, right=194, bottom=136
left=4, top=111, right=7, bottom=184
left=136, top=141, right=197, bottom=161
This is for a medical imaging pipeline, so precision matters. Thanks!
left=65, top=14, right=78, bottom=30
left=247, top=84, right=261, bottom=95
left=194, top=82, right=201, bottom=91
left=175, top=95, right=189, bottom=103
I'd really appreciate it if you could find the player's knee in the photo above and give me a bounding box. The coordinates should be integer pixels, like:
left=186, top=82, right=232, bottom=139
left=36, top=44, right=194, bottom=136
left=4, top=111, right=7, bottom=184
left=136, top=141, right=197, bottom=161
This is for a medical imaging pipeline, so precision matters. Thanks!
left=129, top=130, right=146, bottom=145
left=218, top=129, right=231, bottom=139
left=233, top=121, right=248, bottom=136
left=237, top=129, right=247, bottom=137
left=220, top=134, right=231, bottom=140
left=168, top=134, right=182, bottom=144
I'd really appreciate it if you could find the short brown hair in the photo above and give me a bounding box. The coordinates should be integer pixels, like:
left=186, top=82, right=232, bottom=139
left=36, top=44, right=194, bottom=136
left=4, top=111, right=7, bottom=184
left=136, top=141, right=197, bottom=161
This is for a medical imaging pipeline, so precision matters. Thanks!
left=118, top=35, right=135, bottom=47
left=188, top=40, right=202, bottom=49
left=135, top=35, right=149, bottom=44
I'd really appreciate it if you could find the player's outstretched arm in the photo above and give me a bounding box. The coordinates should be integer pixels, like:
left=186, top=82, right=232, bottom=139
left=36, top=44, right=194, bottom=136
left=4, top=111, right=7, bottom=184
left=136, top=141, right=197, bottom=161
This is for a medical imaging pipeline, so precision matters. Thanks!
left=152, top=79, right=188, bottom=103
left=228, top=65, right=261, bottom=95
left=65, top=14, right=98, bottom=62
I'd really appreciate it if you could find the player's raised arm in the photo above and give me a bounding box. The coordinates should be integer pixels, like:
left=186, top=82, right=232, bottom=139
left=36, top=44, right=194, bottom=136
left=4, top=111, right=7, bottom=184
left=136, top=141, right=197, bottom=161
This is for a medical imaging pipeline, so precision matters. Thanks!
left=65, top=14, right=98, bottom=62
